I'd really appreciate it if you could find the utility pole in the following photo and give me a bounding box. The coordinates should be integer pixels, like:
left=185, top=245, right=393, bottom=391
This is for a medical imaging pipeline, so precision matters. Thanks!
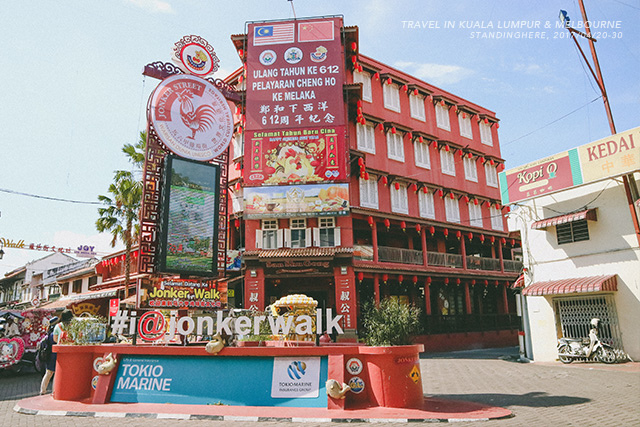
left=561, top=0, right=640, bottom=245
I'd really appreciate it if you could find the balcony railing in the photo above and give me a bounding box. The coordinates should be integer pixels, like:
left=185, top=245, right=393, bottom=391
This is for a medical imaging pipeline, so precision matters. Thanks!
left=503, top=259, right=523, bottom=272
left=466, top=256, right=501, bottom=271
left=378, top=246, right=423, bottom=265
left=427, top=252, right=463, bottom=268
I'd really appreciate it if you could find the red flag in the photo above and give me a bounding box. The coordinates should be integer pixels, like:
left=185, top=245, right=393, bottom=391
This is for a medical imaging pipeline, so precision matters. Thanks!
left=298, top=21, right=334, bottom=42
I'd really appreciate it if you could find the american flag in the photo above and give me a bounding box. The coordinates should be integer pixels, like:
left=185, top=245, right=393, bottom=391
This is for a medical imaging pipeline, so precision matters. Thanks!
left=253, top=23, right=295, bottom=46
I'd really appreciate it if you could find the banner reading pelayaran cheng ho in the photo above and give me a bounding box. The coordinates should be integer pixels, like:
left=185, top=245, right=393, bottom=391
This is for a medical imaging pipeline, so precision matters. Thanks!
left=245, top=17, right=347, bottom=186
left=138, top=277, right=227, bottom=309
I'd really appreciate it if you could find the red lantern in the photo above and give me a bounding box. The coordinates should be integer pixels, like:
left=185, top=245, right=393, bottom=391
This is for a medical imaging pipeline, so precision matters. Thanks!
left=490, top=236, right=496, bottom=244
left=373, top=72, right=380, bottom=80
left=381, top=176, right=388, bottom=186
left=473, top=198, right=479, bottom=206
left=376, top=123, right=384, bottom=132
left=358, top=157, right=365, bottom=167
left=456, top=230, right=461, bottom=240
left=407, top=131, right=413, bottom=140
left=480, top=234, right=485, bottom=242
left=450, top=192, right=455, bottom=199
left=443, top=228, right=449, bottom=237
left=490, top=159, right=495, bottom=166
left=410, top=183, right=418, bottom=192
left=426, top=276, right=432, bottom=284
left=367, top=216, right=374, bottom=227
left=391, top=126, right=397, bottom=134
left=468, top=152, right=473, bottom=159
left=416, top=224, right=421, bottom=233
left=467, top=232, right=473, bottom=240
left=238, top=74, right=244, bottom=84
left=484, top=280, right=489, bottom=286
left=456, top=278, right=461, bottom=285
left=382, top=274, right=388, bottom=284
left=418, top=136, right=424, bottom=143
left=364, top=172, right=369, bottom=181
left=412, top=276, right=418, bottom=285
left=444, top=278, right=449, bottom=284
left=501, top=237, right=507, bottom=245
left=440, top=100, right=446, bottom=107
left=386, top=77, right=392, bottom=85
left=413, top=88, right=418, bottom=96
left=479, top=156, right=485, bottom=163
left=444, top=145, right=450, bottom=152
left=422, top=186, right=428, bottom=194
left=234, top=219, right=240, bottom=228
left=384, top=218, right=390, bottom=229
left=235, top=182, right=241, bottom=191
left=463, top=195, right=470, bottom=203
left=357, top=99, right=362, bottom=108
left=398, top=274, right=404, bottom=284
left=357, top=65, right=363, bottom=74
left=459, top=149, right=465, bottom=157
left=357, top=272, right=364, bottom=282
left=437, top=189, right=444, bottom=198
left=511, top=238, right=516, bottom=246
left=471, top=279, right=476, bottom=285
left=360, top=170, right=365, bottom=179
left=453, top=105, right=458, bottom=113
left=401, top=84, right=408, bottom=92
left=351, top=41, right=357, bottom=51
left=394, top=182, right=400, bottom=190
left=484, top=118, right=489, bottom=124
left=496, top=123, right=500, bottom=129
left=351, top=55, right=357, bottom=64
left=497, top=163, right=505, bottom=172
left=400, top=221, right=406, bottom=231
left=429, top=226, right=435, bottom=235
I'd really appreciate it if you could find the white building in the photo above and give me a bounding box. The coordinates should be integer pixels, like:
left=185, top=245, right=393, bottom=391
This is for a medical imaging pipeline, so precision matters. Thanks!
left=503, top=127, right=640, bottom=362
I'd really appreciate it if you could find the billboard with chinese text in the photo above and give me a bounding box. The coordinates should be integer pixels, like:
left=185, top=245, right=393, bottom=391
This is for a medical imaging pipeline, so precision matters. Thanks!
left=138, top=277, right=227, bottom=309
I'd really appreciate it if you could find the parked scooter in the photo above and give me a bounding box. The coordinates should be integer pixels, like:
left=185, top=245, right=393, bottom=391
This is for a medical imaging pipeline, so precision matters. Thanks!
left=557, top=318, right=617, bottom=364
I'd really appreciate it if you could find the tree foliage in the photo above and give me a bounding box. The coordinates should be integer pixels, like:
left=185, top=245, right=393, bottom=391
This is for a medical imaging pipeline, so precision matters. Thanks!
left=361, top=298, right=422, bottom=346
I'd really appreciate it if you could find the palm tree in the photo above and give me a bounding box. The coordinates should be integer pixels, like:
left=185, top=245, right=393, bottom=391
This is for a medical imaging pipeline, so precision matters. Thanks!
left=96, top=133, right=146, bottom=298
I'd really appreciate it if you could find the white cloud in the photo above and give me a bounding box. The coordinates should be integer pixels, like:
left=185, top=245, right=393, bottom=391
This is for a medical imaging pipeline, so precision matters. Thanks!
left=125, top=0, right=174, bottom=14
left=513, top=62, right=543, bottom=75
left=394, top=61, right=474, bottom=85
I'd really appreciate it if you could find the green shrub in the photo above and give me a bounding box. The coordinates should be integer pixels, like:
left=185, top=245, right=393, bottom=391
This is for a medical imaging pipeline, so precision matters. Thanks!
left=65, top=316, right=107, bottom=345
left=361, top=298, right=422, bottom=346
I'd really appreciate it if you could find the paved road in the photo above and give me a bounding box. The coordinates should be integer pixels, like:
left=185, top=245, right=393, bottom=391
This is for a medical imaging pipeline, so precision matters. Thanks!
left=1, top=347, right=638, bottom=426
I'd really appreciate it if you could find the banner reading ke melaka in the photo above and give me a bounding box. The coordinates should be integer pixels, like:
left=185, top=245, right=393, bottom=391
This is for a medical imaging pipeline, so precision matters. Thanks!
left=245, top=18, right=347, bottom=187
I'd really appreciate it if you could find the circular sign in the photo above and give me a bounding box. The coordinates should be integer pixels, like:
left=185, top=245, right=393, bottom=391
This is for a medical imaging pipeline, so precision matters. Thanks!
left=31, top=297, right=40, bottom=307
left=346, top=358, right=363, bottom=375
left=348, top=376, right=365, bottom=394
left=149, top=74, right=234, bottom=161
left=284, top=47, right=303, bottom=64
left=173, top=36, right=220, bottom=77
left=259, top=50, right=277, bottom=66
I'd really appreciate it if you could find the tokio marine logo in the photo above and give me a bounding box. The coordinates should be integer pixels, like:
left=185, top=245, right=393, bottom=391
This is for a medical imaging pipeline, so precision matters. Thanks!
left=287, top=361, right=307, bottom=379
left=149, top=74, right=234, bottom=161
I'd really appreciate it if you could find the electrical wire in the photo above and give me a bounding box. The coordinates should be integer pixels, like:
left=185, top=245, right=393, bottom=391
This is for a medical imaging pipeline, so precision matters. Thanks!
left=0, top=188, right=101, bottom=205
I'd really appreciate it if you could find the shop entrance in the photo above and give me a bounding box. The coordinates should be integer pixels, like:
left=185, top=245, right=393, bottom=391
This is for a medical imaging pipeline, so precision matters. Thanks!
left=266, top=277, right=334, bottom=313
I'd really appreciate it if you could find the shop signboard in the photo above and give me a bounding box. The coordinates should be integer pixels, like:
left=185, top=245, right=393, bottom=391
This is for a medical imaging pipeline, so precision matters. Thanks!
left=499, top=126, right=640, bottom=204
left=245, top=17, right=347, bottom=186
left=156, top=155, right=220, bottom=275
left=244, top=183, right=349, bottom=219
left=138, top=277, right=227, bottom=309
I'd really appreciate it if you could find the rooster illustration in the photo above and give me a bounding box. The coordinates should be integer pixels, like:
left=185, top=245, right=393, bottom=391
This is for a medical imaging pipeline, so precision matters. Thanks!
left=176, top=89, right=217, bottom=139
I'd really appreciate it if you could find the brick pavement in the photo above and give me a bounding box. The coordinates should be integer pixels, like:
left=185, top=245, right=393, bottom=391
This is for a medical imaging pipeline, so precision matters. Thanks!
left=2, top=347, right=638, bottom=426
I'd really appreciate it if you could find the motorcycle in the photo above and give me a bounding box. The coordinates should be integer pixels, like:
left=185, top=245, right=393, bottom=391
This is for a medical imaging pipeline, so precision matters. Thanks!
left=557, top=318, right=617, bottom=364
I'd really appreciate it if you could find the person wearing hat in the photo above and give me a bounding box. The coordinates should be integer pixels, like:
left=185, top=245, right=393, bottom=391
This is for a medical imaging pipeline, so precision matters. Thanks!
left=40, top=309, right=73, bottom=395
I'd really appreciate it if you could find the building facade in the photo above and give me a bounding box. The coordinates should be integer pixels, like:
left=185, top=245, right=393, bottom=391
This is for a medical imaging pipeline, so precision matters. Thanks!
left=225, top=18, right=521, bottom=350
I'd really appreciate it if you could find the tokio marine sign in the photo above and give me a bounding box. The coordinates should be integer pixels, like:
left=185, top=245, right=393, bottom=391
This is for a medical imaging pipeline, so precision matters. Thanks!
left=148, top=74, right=234, bottom=161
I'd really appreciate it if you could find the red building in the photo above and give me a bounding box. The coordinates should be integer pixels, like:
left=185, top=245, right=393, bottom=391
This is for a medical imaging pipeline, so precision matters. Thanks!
left=226, top=18, right=522, bottom=350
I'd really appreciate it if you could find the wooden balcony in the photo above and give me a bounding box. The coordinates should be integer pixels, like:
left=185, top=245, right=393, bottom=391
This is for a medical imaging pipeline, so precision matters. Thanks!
left=378, top=246, right=423, bottom=265
left=466, top=256, right=501, bottom=271
left=427, top=252, right=463, bottom=268
left=503, top=259, right=523, bottom=272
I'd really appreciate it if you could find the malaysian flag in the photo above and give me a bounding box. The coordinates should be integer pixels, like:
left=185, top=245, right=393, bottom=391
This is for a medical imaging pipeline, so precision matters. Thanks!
left=253, top=23, right=295, bottom=46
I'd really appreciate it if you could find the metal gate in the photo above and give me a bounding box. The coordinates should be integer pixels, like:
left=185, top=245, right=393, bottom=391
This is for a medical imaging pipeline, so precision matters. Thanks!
left=554, top=294, right=624, bottom=349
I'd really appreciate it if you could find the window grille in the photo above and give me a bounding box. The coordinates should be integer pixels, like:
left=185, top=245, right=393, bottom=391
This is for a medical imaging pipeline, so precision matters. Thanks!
left=554, top=294, right=623, bottom=350
left=557, top=220, right=590, bottom=244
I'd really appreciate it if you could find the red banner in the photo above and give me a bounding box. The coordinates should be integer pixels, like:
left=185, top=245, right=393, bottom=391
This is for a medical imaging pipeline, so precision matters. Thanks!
left=245, top=17, right=346, bottom=186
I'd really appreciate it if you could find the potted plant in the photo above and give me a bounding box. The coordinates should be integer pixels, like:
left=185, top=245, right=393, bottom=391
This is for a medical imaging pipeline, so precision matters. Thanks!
left=360, top=298, right=422, bottom=346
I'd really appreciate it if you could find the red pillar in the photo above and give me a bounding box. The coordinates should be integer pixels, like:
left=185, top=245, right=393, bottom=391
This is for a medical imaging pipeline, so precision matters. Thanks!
left=424, top=280, right=432, bottom=315
left=498, top=240, right=505, bottom=272
left=372, top=220, right=379, bottom=263
left=464, top=281, right=472, bottom=314
left=502, top=282, right=509, bottom=314
left=421, top=228, right=428, bottom=266
left=460, top=233, right=468, bottom=270
left=374, top=273, right=380, bottom=305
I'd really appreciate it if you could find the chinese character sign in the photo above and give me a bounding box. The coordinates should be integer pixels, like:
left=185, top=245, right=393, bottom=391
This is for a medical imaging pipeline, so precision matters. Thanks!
left=335, top=275, right=356, bottom=330
left=245, top=18, right=347, bottom=186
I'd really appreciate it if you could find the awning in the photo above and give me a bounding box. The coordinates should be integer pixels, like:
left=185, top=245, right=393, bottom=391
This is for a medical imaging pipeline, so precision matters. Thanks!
left=512, top=274, right=525, bottom=289
left=522, top=275, right=617, bottom=296
left=531, top=208, right=597, bottom=230
left=38, top=286, right=124, bottom=309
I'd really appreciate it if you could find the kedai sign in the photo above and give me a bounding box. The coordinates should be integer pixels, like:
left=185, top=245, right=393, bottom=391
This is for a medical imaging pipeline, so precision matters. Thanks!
left=500, top=126, right=639, bottom=204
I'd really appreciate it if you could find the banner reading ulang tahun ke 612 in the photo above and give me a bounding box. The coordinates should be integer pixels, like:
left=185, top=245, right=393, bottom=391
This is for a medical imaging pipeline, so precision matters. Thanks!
left=245, top=18, right=347, bottom=186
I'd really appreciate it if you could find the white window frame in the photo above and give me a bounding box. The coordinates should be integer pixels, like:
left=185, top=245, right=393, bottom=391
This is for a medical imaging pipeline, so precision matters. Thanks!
left=480, top=121, right=493, bottom=146
left=285, top=218, right=311, bottom=248
left=435, top=102, right=450, bottom=131
left=386, top=131, right=404, bottom=162
left=458, top=113, right=473, bottom=139
left=463, top=156, right=478, bottom=182
left=390, top=184, right=409, bottom=215
left=314, top=217, right=341, bottom=247
left=445, top=197, right=460, bottom=223
left=490, top=206, right=504, bottom=231
left=440, top=149, right=456, bottom=176
left=414, top=140, right=431, bottom=169
left=256, top=219, right=282, bottom=249
left=485, top=163, right=498, bottom=188
left=418, top=191, right=435, bottom=219
left=409, top=93, right=426, bottom=121
left=231, top=187, right=243, bottom=214
left=359, top=175, right=379, bottom=209
left=232, top=133, right=244, bottom=160
left=354, top=71, right=372, bottom=102
left=468, top=203, right=483, bottom=227
left=357, top=122, right=376, bottom=154
left=383, top=82, right=401, bottom=112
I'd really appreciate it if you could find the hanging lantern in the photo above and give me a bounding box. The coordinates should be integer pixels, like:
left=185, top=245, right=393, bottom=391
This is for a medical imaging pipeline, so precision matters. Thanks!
left=373, top=72, right=380, bottom=80
left=407, top=131, right=413, bottom=140
left=384, top=218, right=390, bottom=229
left=459, top=149, right=465, bottom=157
left=449, top=192, right=455, bottom=200
left=351, top=55, right=358, bottom=64
left=453, top=105, right=458, bottom=113
left=497, top=163, right=505, bottom=172
left=467, top=232, right=473, bottom=240
left=410, top=182, right=418, bottom=192
left=473, top=198, right=479, bottom=206
left=391, top=126, right=397, bottom=134
left=479, top=156, right=485, bottom=163
left=480, top=234, right=485, bottom=242
left=429, top=226, right=435, bottom=236
left=394, top=182, right=400, bottom=190
left=463, top=195, right=470, bottom=203
left=440, top=100, right=446, bottom=107
left=444, top=145, right=450, bottom=152
left=376, top=123, right=384, bottom=132
left=444, top=278, right=449, bottom=284
left=496, top=123, right=500, bottom=129
left=484, top=280, right=489, bottom=286
left=495, top=202, right=501, bottom=210
left=401, top=84, right=408, bottom=92
left=501, top=237, right=507, bottom=245
left=426, top=276, right=432, bottom=284
left=238, top=48, right=244, bottom=58
left=490, top=159, right=495, bottom=166
left=400, top=221, right=406, bottom=231
left=351, top=41, right=357, bottom=51
left=235, top=181, right=241, bottom=191
left=386, top=77, right=392, bottom=85
left=358, top=157, right=365, bottom=167
left=416, top=224, right=421, bottom=233
left=397, top=275, right=404, bottom=284
left=484, top=118, right=489, bottom=124
left=364, top=171, right=369, bottom=181
left=462, top=112, right=467, bottom=119
left=367, top=216, right=374, bottom=227
left=238, top=74, right=244, bottom=84
left=412, top=275, right=418, bottom=285
left=381, top=176, right=388, bottom=186
left=422, top=186, right=428, bottom=194
left=511, top=238, right=516, bottom=246
left=413, top=88, right=419, bottom=96
left=471, top=279, right=476, bottom=285
left=443, top=228, right=449, bottom=237
left=468, top=152, right=473, bottom=159
left=437, top=189, right=444, bottom=198
left=456, top=230, right=462, bottom=240
left=357, top=272, right=364, bottom=282
left=490, top=236, right=496, bottom=244
left=382, top=274, right=388, bottom=284
left=357, top=99, right=362, bottom=108
left=418, top=136, right=424, bottom=143
left=456, top=278, right=461, bottom=285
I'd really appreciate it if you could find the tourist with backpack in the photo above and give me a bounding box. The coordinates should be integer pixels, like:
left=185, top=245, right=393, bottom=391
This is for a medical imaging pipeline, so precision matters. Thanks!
left=40, top=309, right=72, bottom=395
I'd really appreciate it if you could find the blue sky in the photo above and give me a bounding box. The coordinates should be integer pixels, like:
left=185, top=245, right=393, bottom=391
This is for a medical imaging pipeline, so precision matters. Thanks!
left=0, top=0, right=638, bottom=275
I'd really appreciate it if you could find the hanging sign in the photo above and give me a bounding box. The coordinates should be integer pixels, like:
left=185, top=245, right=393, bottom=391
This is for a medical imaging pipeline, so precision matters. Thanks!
left=172, top=35, right=220, bottom=77
left=149, top=74, right=234, bottom=161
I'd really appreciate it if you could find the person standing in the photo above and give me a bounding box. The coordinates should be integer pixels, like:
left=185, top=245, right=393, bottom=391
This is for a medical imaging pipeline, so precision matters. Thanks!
left=40, top=309, right=73, bottom=395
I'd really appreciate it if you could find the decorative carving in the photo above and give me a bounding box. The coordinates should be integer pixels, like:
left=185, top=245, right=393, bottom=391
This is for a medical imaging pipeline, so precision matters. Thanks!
left=205, top=334, right=225, bottom=354
left=97, top=353, right=118, bottom=375
left=326, top=379, right=351, bottom=399
left=142, top=61, right=184, bottom=80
